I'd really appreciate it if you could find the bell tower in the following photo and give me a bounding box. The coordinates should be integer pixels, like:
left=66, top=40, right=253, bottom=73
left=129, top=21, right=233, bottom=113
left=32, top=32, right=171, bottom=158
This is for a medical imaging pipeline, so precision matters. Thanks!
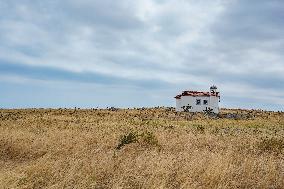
left=210, top=85, right=217, bottom=94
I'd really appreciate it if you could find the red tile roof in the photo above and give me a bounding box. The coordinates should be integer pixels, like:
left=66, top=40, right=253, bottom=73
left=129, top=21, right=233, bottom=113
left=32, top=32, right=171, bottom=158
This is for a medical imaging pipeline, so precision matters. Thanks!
left=174, top=91, right=220, bottom=99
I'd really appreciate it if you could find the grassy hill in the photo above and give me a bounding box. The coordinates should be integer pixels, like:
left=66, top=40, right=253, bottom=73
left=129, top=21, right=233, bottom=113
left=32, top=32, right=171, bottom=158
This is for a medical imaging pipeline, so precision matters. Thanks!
left=0, top=108, right=283, bottom=188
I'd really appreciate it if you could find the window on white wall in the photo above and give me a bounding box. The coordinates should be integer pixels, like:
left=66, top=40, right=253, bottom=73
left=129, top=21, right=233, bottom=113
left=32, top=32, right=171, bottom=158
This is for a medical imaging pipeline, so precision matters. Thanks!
left=196, top=99, right=201, bottom=105
left=203, top=100, right=208, bottom=105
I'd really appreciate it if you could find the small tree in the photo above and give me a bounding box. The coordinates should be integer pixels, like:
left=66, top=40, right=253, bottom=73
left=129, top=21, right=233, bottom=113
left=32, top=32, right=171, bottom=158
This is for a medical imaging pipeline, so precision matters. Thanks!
left=182, top=104, right=192, bottom=112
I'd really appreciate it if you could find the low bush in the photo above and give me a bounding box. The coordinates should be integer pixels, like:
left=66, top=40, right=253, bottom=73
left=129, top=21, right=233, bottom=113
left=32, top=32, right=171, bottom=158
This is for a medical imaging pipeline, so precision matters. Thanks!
left=116, top=131, right=159, bottom=150
left=116, top=131, right=138, bottom=150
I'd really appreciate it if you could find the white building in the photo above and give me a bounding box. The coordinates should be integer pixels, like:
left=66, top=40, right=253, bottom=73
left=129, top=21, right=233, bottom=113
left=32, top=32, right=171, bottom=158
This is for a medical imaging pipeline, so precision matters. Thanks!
left=174, top=86, right=220, bottom=113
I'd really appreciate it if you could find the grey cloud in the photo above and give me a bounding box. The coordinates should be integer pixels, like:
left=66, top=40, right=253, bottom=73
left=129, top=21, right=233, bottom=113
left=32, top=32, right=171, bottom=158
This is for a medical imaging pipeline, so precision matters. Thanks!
left=180, top=0, right=284, bottom=84
left=54, top=0, right=146, bottom=31
left=211, top=0, right=284, bottom=44
left=209, top=0, right=284, bottom=57
left=0, top=61, right=172, bottom=89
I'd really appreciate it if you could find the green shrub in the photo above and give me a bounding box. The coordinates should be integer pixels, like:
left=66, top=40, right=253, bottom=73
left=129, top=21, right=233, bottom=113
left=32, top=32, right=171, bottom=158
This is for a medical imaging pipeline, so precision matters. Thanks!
left=116, top=131, right=138, bottom=150
left=116, top=131, right=159, bottom=150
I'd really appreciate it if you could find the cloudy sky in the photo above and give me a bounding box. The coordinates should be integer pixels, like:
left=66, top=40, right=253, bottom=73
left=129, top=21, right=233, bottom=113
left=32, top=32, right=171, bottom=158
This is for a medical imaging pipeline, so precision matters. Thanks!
left=0, top=0, right=283, bottom=110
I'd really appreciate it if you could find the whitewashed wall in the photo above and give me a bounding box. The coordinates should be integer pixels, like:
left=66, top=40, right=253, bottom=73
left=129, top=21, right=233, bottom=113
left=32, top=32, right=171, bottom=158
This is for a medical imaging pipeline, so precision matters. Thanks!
left=208, top=96, right=219, bottom=113
left=176, top=96, right=219, bottom=113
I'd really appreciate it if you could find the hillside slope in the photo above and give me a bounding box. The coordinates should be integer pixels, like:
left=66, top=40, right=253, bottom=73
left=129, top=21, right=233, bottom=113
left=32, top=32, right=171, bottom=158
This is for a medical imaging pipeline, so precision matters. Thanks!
left=0, top=108, right=283, bottom=188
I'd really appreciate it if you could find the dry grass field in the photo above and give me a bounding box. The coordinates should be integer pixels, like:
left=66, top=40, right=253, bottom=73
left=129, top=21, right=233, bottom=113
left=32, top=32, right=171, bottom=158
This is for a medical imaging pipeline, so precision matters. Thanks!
left=0, top=108, right=283, bottom=189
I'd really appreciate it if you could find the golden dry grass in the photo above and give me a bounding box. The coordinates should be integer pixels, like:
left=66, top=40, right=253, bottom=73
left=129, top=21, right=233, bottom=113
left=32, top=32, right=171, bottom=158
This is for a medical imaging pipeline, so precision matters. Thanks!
left=0, top=108, right=283, bottom=189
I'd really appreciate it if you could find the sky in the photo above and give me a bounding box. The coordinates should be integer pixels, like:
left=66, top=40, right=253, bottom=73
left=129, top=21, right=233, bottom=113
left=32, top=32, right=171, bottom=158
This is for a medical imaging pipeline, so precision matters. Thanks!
left=0, top=0, right=283, bottom=110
